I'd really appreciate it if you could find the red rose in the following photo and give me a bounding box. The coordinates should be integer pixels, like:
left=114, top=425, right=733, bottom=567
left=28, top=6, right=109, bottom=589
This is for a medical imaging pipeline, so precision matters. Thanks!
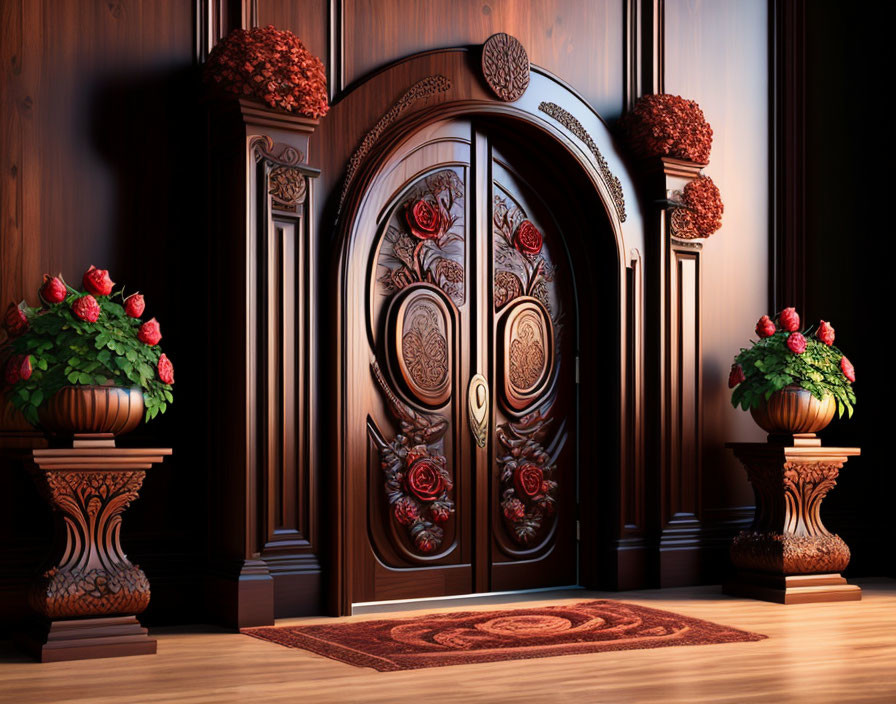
left=82, top=265, right=114, bottom=297
left=728, top=364, right=745, bottom=388
left=513, top=463, right=545, bottom=500
left=71, top=294, right=100, bottom=322
left=157, top=353, right=175, bottom=384
left=19, top=354, right=32, bottom=381
left=840, top=356, right=855, bottom=383
left=779, top=307, right=800, bottom=332
left=817, top=320, right=835, bottom=346
left=3, top=302, right=28, bottom=337
left=124, top=293, right=145, bottom=318
left=392, top=497, right=419, bottom=526
left=755, top=315, right=776, bottom=339
left=502, top=497, right=526, bottom=522
left=40, top=275, right=67, bottom=304
left=138, top=318, right=162, bottom=346
left=786, top=332, right=806, bottom=354
left=405, top=459, right=445, bottom=502
left=405, top=200, right=442, bottom=240
left=513, top=220, right=543, bottom=255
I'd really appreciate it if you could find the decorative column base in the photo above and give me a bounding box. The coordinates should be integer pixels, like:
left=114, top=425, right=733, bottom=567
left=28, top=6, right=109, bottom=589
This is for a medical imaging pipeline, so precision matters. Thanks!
left=19, top=615, right=156, bottom=663
left=725, top=571, right=861, bottom=604
left=724, top=437, right=861, bottom=604
left=23, top=446, right=172, bottom=661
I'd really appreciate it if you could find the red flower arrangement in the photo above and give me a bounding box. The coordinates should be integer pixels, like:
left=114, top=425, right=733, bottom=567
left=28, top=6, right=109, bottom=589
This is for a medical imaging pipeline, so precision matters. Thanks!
left=204, top=25, right=329, bottom=118
left=621, top=94, right=713, bottom=164
left=730, top=307, right=856, bottom=418
left=672, top=175, right=724, bottom=239
left=2, top=266, right=174, bottom=425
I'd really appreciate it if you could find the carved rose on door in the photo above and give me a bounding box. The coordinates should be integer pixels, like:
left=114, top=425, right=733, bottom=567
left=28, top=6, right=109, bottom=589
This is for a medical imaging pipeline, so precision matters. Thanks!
left=406, top=457, right=449, bottom=502
left=513, top=463, right=544, bottom=499
left=406, top=199, right=445, bottom=240
left=513, top=220, right=543, bottom=255
left=378, top=169, right=466, bottom=305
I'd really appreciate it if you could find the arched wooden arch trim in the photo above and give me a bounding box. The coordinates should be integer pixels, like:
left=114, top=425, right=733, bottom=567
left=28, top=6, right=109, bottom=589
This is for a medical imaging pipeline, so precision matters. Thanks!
left=329, top=46, right=648, bottom=615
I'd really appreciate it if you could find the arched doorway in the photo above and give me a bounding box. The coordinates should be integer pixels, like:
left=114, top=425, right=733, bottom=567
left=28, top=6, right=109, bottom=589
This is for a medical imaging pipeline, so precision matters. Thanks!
left=337, top=114, right=622, bottom=607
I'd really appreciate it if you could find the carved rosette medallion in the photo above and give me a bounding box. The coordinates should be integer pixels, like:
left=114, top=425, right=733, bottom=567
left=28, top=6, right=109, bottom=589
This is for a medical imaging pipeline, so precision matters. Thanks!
left=481, top=33, right=530, bottom=102
left=388, top=286, right=453, bottom=408
left=730, top=456, right=851, bottom=574
left=28, top=470, right=151, bottom=619
left=268, top=165, right=307, bottom=209
left=502, top=300, right=553, bottom=412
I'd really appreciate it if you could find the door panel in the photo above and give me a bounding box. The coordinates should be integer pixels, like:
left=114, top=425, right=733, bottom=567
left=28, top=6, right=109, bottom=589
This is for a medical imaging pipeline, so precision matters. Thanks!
left=349, top=120, right=577, bottom=603
left=489, top=154, right=577, bottom=590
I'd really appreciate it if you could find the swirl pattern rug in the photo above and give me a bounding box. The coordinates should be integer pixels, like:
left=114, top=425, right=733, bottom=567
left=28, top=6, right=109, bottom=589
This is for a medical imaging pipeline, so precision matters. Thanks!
left=242, top=600, right=766, bottom=671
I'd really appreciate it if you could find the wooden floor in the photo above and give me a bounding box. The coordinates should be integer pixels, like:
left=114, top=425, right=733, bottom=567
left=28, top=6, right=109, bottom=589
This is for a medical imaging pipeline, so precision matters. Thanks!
left=2, top=579, right=895, bottom=703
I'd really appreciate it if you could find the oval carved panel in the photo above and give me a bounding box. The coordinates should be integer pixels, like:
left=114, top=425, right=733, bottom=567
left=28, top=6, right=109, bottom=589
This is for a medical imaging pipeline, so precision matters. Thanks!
left=499, top=298, right=554, bottom=413
left=387, top=285, right=454, bottom=408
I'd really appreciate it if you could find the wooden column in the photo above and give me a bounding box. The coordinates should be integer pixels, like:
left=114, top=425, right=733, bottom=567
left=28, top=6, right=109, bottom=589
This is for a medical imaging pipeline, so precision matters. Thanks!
left=206, top=99, right=321, bottom=627
left=22, top=446, right=172, bottom=662
left=645, top=157, right=704, bottom=587
left=725, top=437, right=861, bottom=604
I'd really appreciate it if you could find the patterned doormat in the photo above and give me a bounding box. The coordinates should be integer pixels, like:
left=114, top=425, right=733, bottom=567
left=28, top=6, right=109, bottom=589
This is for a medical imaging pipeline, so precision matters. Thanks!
left=242, top=600, right=766, bottom=671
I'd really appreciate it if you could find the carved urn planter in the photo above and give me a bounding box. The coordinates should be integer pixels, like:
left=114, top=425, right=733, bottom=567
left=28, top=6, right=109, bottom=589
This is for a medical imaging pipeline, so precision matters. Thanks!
left=37, top=385, right=144, bottom=438
left=749, top=384, right=835, bottom=435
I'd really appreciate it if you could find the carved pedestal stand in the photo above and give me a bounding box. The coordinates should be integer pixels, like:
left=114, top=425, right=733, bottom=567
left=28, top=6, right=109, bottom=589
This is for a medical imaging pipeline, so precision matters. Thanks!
left=22, top=438, right=172, bottom=661
left=724, top=436, right=860, bottom=604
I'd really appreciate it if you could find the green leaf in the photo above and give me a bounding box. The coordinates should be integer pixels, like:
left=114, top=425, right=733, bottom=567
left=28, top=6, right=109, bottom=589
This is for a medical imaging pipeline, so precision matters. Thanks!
left=31, top=389, right=44, bottom=406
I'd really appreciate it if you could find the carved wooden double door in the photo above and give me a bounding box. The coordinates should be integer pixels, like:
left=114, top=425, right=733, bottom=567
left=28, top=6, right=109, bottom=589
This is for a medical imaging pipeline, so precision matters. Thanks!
left=348, top=120, right=577, bottom=603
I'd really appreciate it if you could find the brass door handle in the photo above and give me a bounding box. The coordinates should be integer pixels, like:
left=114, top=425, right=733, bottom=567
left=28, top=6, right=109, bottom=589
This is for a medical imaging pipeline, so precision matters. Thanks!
left=468, top=374, right=489, bottom=448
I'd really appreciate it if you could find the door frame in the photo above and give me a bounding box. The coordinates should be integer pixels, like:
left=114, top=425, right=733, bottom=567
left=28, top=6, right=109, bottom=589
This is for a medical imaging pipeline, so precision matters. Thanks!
left=330, top=46, right=647, bottom=615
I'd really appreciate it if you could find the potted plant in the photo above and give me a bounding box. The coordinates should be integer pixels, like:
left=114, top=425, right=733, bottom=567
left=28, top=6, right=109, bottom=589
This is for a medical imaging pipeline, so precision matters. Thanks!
left=729, top=307, right=855, bottom=434
left=1, top=266, right=174, bottom=435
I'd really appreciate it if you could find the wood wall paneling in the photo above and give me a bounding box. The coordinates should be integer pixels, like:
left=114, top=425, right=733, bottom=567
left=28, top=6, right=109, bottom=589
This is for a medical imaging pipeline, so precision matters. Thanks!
left=663, top=0, right=770, bottom=579
left=0, top=0, right=202, bottom=630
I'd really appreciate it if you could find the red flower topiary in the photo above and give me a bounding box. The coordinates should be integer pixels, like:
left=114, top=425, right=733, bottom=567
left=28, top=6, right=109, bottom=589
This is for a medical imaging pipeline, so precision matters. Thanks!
left=755, top=315, right=776, bottom=339
left=674, top=175, right=724, bottom=239
left=40, top=275, right=68, bottom=304
left=817, top=320, right=835, bottom=346
left=621, top=94, right=714, bottom=163
left=204, top=25, right=329, bottom=118
left=728, top=364, right=745, bottom=388
left=786, top=332, right=807, bottom=354
left=779, top=307, right=800, bottom=332
left=72, top=294, right=100, bottom=322
left=840, top=356, right=855, bottom=383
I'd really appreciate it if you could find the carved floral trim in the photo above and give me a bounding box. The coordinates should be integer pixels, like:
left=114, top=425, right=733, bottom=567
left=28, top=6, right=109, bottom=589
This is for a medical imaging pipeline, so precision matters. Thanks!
left=537, top=101, right=627, bottom=223
left=339, top=75, right=452, bottom=212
